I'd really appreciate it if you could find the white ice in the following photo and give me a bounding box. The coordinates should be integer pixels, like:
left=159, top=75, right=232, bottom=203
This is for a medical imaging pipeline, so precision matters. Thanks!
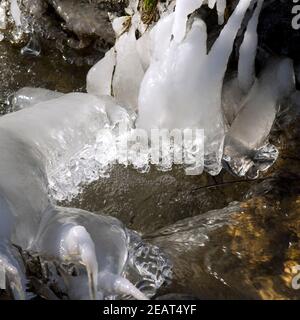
left=10, top=87, right=64, bottom=111
left=172, top=0, right=204, bottom=43
left=10, top=0, right=22, bottom=27
left=87, top=48, right=116, bottom=97
left=0, top=92, right=149, bottom=299
left=228, top=59, right=295, bottom=150
left=1, top=0, right=291, bottom=299
left=224, top=58, right=295, bottom=175
left=33, top=206, right=148, bottom=300
left=112, top=28, right=144, bottom=110
left=238, top=0, right=264, bottom=93
left=216, top=0, right=227, bottom=25
left=137, top=0, right=253, bottom=174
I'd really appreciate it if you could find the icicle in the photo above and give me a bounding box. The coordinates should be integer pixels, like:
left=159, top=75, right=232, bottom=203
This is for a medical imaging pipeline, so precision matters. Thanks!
left=172, top=0, right=204, bottom=43
left=87, top=48, right=116, bottom=97
left=208, top=0, right=217, bottom=9
left=33, top=205, right=146, bottom=299
left=57, top=225, right=98, bottom=300
left=230, top=58, right=295, bottom=150
left=0, top=1, right=7, bottom=30
left=138, top=0, right=252, bottom=174
left=112, top=28, right=144, bottom=110
left=208, top=0, right=253, bottom=82
left=224, top=58, right=295, bottom=176
left=112, top=16, right=131, bottom=38
left=150, top=12, right=175, bottom=62
left=238, top=0, right=264, bottom=93
left=98, top=271, right=149, bottom=300
left=216, top=0, right=227, bottom=25
left=10, top=0, right=22, bottom=27
left=137, top=18, right=208, bottom=131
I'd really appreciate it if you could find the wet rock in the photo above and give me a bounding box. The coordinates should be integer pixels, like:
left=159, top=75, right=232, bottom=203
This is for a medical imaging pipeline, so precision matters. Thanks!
left=1, top=0, right=129, bottom=65
left=258, top=1, right=300, bottom=64
left=0, top=40, right=89, bottom=115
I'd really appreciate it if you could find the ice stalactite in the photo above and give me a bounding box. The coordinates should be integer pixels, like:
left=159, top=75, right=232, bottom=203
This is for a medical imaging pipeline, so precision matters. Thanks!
left=86, top=0, right=288, bottom=178
left=172, top=0, right=204, bottom=43
left=207, top=0, right=227, bottom=25
left=137, top=0, right=253, bottom=174
left=98, top=271, right=149, bottom=300
left=10, top=0, right=22, bottom=27
left=112, top=29, right=145, bottom=110
left=85, top=0, right=274, bottom=176
left=238, top=0, right=264, bottom=93
left=32, top=205, right=150, bottom=300
left=87, top=48, right=116, bottom=97
left=208, top=0, right=252, bottom=85
left=224, top=58, right=295, bottom=177
left=216, top=0, right=227, bottom=25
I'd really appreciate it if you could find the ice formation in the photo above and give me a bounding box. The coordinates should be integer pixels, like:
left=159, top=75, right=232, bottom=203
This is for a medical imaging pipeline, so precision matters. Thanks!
left=0, top=0, right=297, bottom=300
left=112, top=28, right=145, bottom=110
left=33, top=207, right=148, bottom=300
left=172, top=0, right=204, bottom=43
left=87, top=49, right=116, bottom=96
left=0, top=92, right=172, bottom=300
left=0, top=2, right=7, bottom=40
left=87, top=0, right=289, bottom=176
left=137, top=0, right=253, bottom=174
left=238, top=0, right=263, bottom=93
left=10, top=0, right=22, bottom=27
left=9, top=87, right=64, bottom=111
left=224, top=58, right=295, bottom=177
left=86, top=0, right=296, bottom=177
